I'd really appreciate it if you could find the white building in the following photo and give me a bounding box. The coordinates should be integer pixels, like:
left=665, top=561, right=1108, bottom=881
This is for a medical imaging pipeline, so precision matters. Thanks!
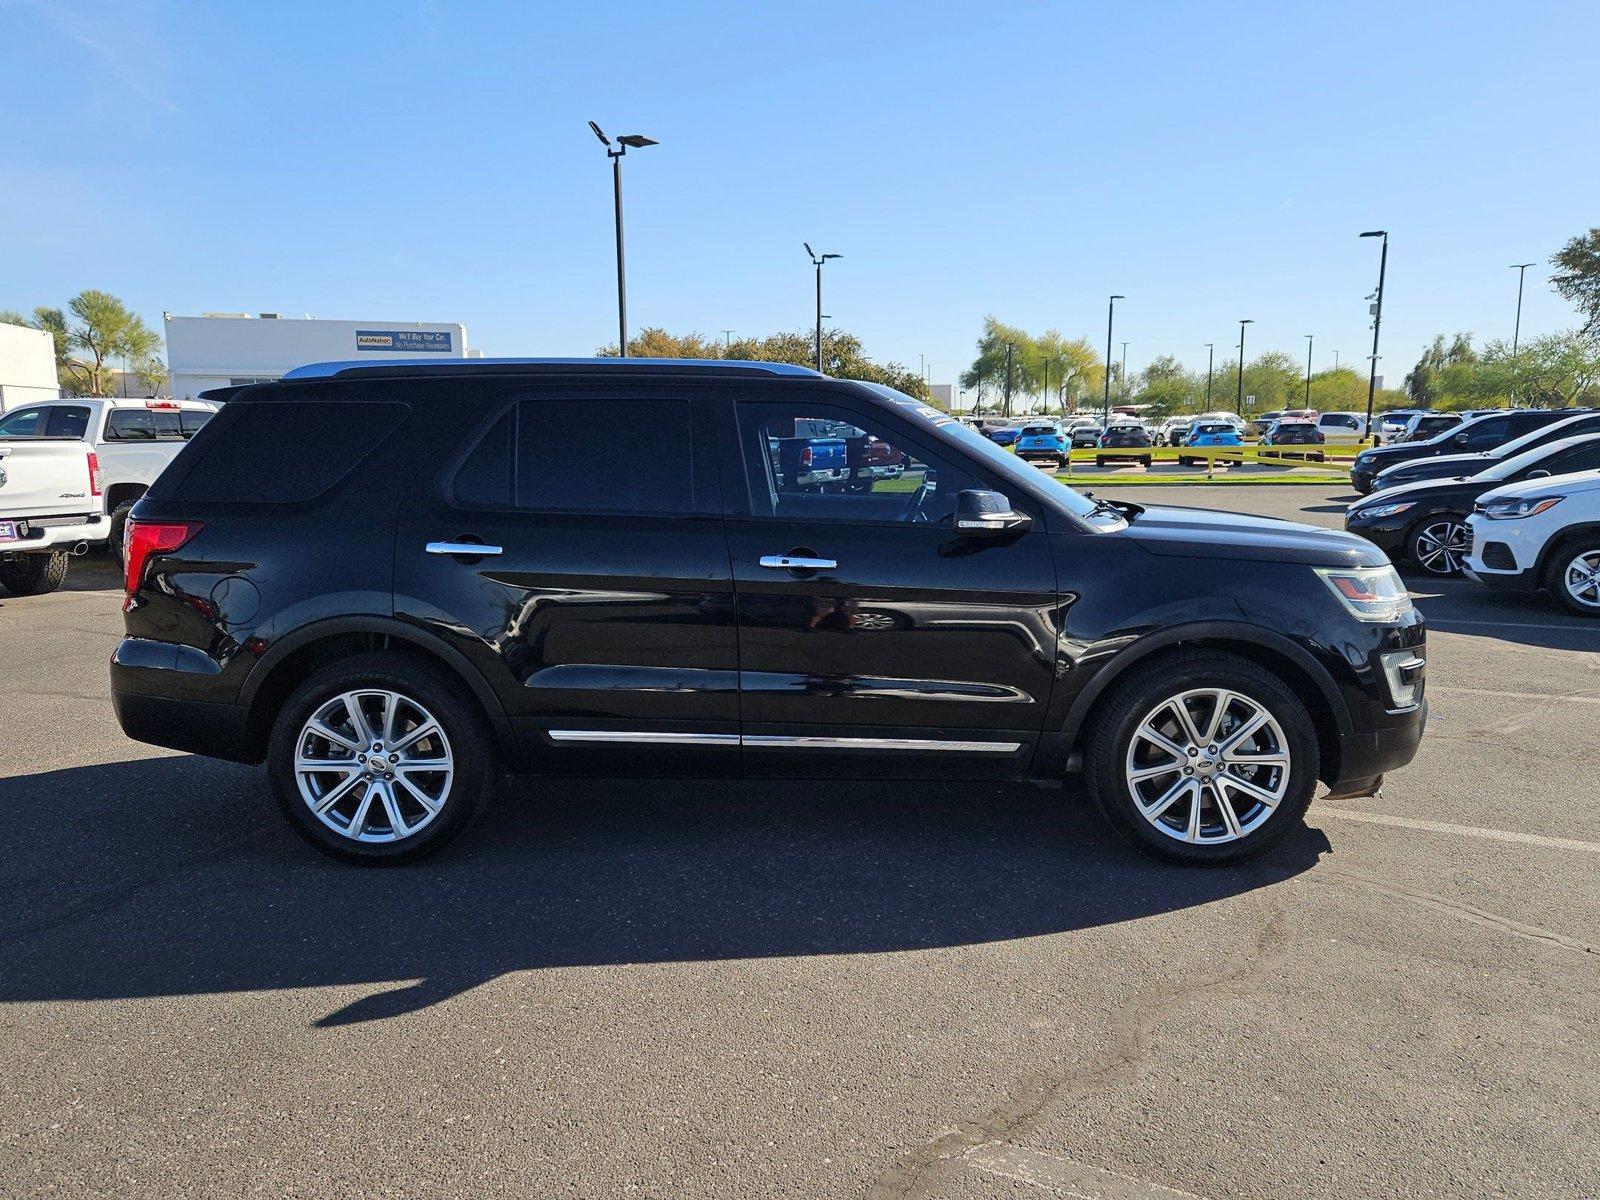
left=0, top=321, right=61, bottom=411
left=165, top=313, right=475, bottom=401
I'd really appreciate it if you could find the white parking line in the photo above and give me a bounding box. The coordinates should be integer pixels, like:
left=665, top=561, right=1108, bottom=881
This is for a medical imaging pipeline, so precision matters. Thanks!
left=966, top=1143, right=1208, bottom=1199
left=1318, top=806, right=1600, bottom=854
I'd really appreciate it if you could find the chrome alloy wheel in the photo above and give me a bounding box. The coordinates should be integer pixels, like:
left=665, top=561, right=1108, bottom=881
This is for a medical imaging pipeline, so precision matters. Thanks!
left=1413, top=519, right=1468, bottom=575
left=1124, top=688, right=1291, bottom=844
left=1563, top=550, right=1600, bottom=609
left=294, top=689, right=454, bottom=843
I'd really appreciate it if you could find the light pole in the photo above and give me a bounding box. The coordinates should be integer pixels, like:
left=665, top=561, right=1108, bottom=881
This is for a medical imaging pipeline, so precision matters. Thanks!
left=1235, top=319, right=1254, bottom=414
left=1304, top=334, right=1314, bottom=407
left=1360, top=230, right=1388, bottom=441
left=1334, top=349, right=1340, bottom=371
left=1120, top=342, right=1129, bottom=403
left=1510, top=262, right=1535, bottom=355
left=722, top=330, right=734, bottom=354
left=804, top=244, right=841, bottom=372
left=588, top=121, right=657, bottom=358
left=1204, top=343, right=1215, bottom=408
left=1003, top=341, right=1015, bottom=417
left=1103, top=295, right=1123, bottom=421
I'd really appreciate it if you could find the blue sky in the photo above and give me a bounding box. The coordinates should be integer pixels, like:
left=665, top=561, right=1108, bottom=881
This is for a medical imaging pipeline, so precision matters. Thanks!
left=3, top=0, right=1596, bottom=390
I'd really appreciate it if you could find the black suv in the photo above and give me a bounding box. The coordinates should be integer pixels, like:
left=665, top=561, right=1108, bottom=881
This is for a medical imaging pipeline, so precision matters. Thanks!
left=111, top=359, right=1427, bottom=867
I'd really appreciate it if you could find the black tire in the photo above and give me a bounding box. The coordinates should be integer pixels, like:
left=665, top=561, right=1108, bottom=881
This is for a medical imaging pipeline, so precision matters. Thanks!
left=108, top=499, right=138, bottom=567
left=1140, top=456, right=1152, bottom=468
left=1083, top=650, right=1320, bottom=866
left=0, top=551, right=69, bottom=596
left=1405, top=513, right=1467, bottom=577
left=1094, top=456, right=1105, bottom=468
left=267, top=651, right=498, bottom=864
left=1542, top=534, right=1600, bottom=618
left=1177, top=457, right=1191, bottom=468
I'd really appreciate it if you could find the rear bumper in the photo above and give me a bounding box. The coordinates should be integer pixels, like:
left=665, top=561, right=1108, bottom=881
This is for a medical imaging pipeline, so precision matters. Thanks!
left=110, top=637, right=260, bottom=763
left=0, top=511, right=105, bottom=553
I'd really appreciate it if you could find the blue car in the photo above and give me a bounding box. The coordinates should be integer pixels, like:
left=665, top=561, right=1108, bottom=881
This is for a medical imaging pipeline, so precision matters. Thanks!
left=1014, top=421, right=1067, bottom=466
left=1178, top=421, right=1244, bottom=467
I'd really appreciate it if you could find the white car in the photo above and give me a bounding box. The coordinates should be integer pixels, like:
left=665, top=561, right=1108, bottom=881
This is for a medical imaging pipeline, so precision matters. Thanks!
left=1462, top=467, right=1600, bottom=616
left=1315, top=411, right=1369, bottom=444
left=0, top=397, right=217, bottom=594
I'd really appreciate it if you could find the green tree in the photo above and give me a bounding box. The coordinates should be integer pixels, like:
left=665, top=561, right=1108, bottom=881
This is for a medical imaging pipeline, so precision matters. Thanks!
left=1552, top=228, right=1600, bottom=336
left=1404, top=333, right=1477, bottom=407
left=597, top=326, right=930, bottom=401
left=1306, top=366, right=1371, bottom=411
left=1434, top=332, right=1600, bottom=409
left=958, top=317, right=1036, bottom=414
left=1027, top=330, right=1102, bottom=414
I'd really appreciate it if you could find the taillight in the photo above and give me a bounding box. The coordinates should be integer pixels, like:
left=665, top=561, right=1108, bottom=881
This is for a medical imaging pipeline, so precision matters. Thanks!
left=799, top=446, right=814, bottom=468
left=123, top=519, right=203, bottom=597
left=87, top=451, right=102, bottom=497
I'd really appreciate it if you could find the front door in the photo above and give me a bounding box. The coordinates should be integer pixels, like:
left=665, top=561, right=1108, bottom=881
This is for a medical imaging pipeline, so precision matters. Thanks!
left=395, top=387, right=739, bottom=776
left=720, top=394, right=1061, bottom=780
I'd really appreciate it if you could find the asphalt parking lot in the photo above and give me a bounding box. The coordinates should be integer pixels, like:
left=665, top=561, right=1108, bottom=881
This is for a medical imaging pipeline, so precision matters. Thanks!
left=2, top=486, right=1596, bottom=1199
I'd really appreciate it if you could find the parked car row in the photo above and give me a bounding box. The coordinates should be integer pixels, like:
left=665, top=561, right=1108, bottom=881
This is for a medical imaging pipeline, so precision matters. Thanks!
left=1343, top=406, right=1600, bottom=616
left=0, top=396, right=218, bottom=595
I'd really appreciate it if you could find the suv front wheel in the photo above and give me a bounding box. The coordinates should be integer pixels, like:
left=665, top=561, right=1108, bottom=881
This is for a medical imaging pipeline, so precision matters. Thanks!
left=1085, top=652, right=1319, bottom=865
left=267, top=653, right=497, bottom=864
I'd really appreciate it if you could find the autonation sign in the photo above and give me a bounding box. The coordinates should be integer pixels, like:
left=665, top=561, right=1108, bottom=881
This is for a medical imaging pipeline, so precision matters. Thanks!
left=355, top=329, right=454, bottom=353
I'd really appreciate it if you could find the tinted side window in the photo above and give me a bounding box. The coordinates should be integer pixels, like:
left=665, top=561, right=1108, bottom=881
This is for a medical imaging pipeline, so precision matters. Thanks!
left=1545, top=442, right=1600, bottom=474
left=0, top=407, right=45, bottom=437
left=515, top=399, right=693, bottom=513
left=174, top=401, right=409, bottom=503
left=1460, top=417, right=1509, bottom=449
left=453, top=409, right=514, bottom=508
left=45, top=406, right=91, bottom=438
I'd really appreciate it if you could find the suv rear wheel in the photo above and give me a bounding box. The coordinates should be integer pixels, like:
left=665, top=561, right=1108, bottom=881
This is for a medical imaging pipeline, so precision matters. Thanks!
left=1084, top=652, right=1319, bottom=865
left=267, top=653, right=497, bottom=864
left=0, top=551, right=69, bottom=596
left=1545, top=536, right=1600, bottom=618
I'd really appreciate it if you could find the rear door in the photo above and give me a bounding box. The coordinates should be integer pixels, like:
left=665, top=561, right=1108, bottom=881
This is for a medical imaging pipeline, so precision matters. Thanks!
left=394, top=384, right=739, bottom=776
left=718, top=390, right=1059, bottom=780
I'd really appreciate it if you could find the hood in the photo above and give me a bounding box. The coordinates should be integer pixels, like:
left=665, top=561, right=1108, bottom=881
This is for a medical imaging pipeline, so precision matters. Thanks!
left=1120, top=504, right=1388, bottom=567
left=1377, top=450, right=1490, bottom=480
left=1351, top=474, right=1481, bottom=509
left=1474, top=468, right=1600, bottom=504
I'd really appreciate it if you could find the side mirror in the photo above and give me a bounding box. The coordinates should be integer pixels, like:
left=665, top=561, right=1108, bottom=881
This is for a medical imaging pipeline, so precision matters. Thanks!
left=954, top=489, right=1031, bottom=537
left=1453, top=433, right=1470, bottom=445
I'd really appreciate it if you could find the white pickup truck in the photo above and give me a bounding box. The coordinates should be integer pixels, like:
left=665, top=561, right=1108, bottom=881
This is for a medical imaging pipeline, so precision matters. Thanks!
left=0, top=397, right=217, bottom=595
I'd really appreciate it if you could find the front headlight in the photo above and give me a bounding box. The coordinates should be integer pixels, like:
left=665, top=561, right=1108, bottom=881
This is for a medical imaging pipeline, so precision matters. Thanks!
left=1314, top=565, right=1413, bottom=622
left=1354, top=500, right=1416, bottom=520
left=1478, top=495, right=1564, bottom=520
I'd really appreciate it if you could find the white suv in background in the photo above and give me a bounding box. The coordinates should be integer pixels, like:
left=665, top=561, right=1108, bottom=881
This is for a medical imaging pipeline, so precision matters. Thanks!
left=1462, top=468, right=1600, bottom=616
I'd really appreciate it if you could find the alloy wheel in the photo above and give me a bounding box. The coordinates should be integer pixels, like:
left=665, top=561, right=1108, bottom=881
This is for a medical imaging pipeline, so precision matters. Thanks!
left=1563, top=550, right=1600, bottom=609
left=1413, top=519, right=1468, bottom=575
left=294, top=689, right=454, bottom=843
left=1124, top=688, right=1291, bottom=844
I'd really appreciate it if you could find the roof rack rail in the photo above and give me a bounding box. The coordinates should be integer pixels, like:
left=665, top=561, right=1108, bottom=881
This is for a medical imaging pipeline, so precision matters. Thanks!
left=280, top=357, right=824, bottom=381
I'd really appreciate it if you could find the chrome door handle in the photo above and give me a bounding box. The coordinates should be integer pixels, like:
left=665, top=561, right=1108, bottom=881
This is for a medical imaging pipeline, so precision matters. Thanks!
left=759, top=554, right=836, bottom=571
left=426, top=541, right=503, bottom=556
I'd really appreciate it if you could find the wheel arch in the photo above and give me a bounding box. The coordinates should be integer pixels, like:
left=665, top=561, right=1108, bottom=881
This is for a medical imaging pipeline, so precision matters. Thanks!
left=1533, top=521, right=1600, bottom=585
left=104, top=481, right=147, bottom=513
left=239, top=616, right=517, bottom=763
left=1060, top=622, right=1351, bottom=783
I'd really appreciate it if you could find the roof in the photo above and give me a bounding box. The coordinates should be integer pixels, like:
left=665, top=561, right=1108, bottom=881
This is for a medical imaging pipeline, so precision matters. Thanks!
left=278, top=357, right=824, bottom=381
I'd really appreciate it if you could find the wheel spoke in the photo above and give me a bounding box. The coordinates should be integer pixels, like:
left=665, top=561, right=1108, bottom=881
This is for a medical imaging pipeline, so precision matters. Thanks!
left=380, top=692, right=400, bottom=745
left=344, top=695, right=376, bottom=747
left=392, top=721, right=441, bottom=754
left=1129, top=761, right=1183, bottom=783
left=394, top=773, right=442, bottom=815
left=1184, top=785, right=1204, bottom=841
left=312, top=771, right=364, bottom=815
left=1136, top=720, right=1190, bottom=763
left=377, top=781, right=409, bottom=837
left=347, top=781, right=380, bottom=837
left=1219, top=770, right=1283, bottom=809
left=1140, top=776, right=1193, bottom=820
left=395, top=757, right=450, bottom=773
left=1170, top=697, right=1209, bottom=749
left=1210, top=782, right=1244, bottom=838
left=1218, top=710, right=1269, bottom=756
left=296, top=756, right=360, bottom=775
left=1201, top=690, right=1233, bottom=744
left=307, top=719, right=360, bottom=753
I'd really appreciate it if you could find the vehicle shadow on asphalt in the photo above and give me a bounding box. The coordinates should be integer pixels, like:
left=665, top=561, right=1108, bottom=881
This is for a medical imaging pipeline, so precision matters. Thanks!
left=0, top=754, right=1331, bottom=1027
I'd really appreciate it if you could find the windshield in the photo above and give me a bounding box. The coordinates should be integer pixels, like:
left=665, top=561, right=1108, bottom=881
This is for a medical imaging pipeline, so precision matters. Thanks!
left=858, top=384, right=1124, bottom=529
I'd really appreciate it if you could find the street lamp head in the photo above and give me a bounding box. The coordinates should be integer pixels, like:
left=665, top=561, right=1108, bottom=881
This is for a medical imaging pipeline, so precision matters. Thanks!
left=1359, top=230, right=1387, bottom=238
left=1110, top=294, right=1125, bottom=301
left=1510, top=262, right=1535, bottom=269
left=1240, top=318, right=1254, bottom=325
left=823, top=253, right=842, bottom=261
left=587, top=120, right=611, bottom=147
left=803, top=242, right=815, bottom=258
left=617, top=134, right=658, bottom=148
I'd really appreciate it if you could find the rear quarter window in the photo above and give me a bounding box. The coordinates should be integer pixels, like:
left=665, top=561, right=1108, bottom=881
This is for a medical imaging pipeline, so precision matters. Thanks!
left=167, top=400, right=409, bottom=503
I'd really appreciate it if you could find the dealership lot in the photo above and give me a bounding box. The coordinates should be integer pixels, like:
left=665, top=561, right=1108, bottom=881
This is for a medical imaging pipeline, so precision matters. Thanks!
left=2, top=486, right=1596, bottom=1198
